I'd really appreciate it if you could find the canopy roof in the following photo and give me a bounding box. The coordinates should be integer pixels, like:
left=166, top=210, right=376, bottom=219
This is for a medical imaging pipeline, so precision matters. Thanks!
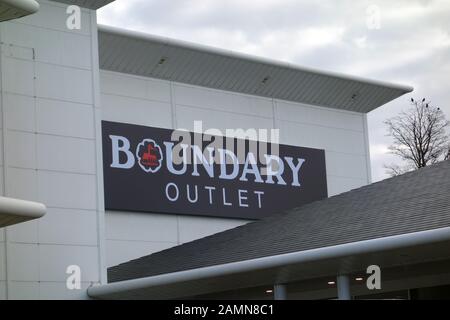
left=88, top=160, right=450, bottom=299
left=98, top=25, right=413, bottom=113
left=0, top=197, right=46, bottom=228
left=50, top=0, right=114, bottom=9
left=0, top=0, right=39, bottom=22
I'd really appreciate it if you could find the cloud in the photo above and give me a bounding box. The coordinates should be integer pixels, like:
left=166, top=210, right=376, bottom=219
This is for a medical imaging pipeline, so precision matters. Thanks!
left=98, top=0, right=450, bottom=181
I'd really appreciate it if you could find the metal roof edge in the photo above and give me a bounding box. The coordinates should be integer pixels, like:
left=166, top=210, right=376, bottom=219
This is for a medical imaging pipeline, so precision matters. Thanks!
left=87, top=225, right=450, bottom=299
left=0, top=0, right=40, bottom=22
left=2, top=0, right=40, bottom=12
left=49, top=0, right=114, bottom=10
left=97, top=24, right=414, bottom=94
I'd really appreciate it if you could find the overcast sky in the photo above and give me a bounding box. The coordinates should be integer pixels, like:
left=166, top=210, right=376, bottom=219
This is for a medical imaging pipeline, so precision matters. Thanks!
left=98, top=0, right=450, bottom=181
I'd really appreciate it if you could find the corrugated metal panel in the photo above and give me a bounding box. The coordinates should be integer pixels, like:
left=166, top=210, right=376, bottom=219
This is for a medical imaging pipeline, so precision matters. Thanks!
left=50, top=0, right=114, bottom=9
left=98, top=25, right=413, bottom=113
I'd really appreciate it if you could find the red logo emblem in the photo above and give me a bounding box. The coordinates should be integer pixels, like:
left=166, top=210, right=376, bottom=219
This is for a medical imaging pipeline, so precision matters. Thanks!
left=136, top=139, right=163, bottom=173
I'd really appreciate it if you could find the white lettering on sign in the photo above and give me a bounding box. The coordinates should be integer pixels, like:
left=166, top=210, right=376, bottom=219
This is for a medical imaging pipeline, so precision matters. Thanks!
left=163, top=183, right=265, bottom=209
left=109, top=135, right=306, bottom=188
left=164, top=142, right=188, bottom=175
left=109, top=135, right=135, bottom=169
left=218, top=149, right=239, bottom=180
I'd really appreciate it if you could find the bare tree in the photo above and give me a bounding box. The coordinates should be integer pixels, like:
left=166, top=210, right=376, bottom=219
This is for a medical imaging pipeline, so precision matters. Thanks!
left=384, top=98, right=449, bottom=176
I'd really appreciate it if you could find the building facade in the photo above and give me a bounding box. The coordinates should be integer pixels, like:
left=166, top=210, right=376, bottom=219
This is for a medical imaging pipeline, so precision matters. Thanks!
left=0, top=0, right=415, bottom=299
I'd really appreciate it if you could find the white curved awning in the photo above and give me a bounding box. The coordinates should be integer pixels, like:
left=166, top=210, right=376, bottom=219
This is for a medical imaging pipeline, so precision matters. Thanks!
left=0, top=0, right=39, bottom=22
left=0, top=197, right=46, bottom=228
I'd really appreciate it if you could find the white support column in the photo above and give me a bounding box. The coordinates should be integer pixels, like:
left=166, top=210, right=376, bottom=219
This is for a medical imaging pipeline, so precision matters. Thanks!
left=337, top=275, right=351, bottom=300
left=274, top=284, right=287, bottom=300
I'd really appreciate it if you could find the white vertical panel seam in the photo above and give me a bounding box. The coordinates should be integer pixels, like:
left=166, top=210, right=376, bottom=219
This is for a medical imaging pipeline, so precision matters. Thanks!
left=0, top=31, right=10, bottom=300
left=32, top=46, right=39, bottom=226
left=362, top=114, right=372, bottom=184
left=169, top=81, right=181, bottom=244
left=32, top=47, right=41, bottom=300
left=271, top=98, right=278, bottom=130
left=89, top=10, right=107, bottom=285
left=169, top=81, right=178, bottom=129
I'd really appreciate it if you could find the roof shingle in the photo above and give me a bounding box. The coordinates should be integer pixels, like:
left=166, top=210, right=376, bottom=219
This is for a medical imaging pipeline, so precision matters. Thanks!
left=108, top=160, right=450, bottom=283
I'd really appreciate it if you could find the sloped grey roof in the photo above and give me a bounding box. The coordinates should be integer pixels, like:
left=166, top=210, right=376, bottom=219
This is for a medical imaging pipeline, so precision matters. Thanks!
left=108, top=160, right=450, bottom=283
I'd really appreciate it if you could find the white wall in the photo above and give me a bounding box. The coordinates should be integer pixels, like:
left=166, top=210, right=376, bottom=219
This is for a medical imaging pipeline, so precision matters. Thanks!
left=100, top=70, right=371, bottom=267
left=0, top=1, right=105, bottom=299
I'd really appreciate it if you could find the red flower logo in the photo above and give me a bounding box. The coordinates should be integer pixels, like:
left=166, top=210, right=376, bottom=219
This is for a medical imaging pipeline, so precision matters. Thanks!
left=136, top=139, right=163, bottom=173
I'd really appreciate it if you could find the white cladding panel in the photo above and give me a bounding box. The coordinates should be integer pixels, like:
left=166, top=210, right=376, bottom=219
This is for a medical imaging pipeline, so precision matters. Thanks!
left=0, top=282, right=5, bottom=300
left=101, top=94, right=173, bottom=128
left=106, top=239, right=177, bottom=268
left=100, top=70, right=371, bottom=267
left=8, top=282, right=39, bottom=300
left=1, top=21, right=92, bottom=69
left=35, top=98, right=95, bottom=139
left=106, top=211, right=178, bottom=243
left=0, top=246, right=5, bottom=281
left=4, top=93, right=36, bottom=132
left=177, top=215, right=247, bottom=244
left=38, top=208, right=98, bottom=246
left=0, top=0, right=103, bottom=299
